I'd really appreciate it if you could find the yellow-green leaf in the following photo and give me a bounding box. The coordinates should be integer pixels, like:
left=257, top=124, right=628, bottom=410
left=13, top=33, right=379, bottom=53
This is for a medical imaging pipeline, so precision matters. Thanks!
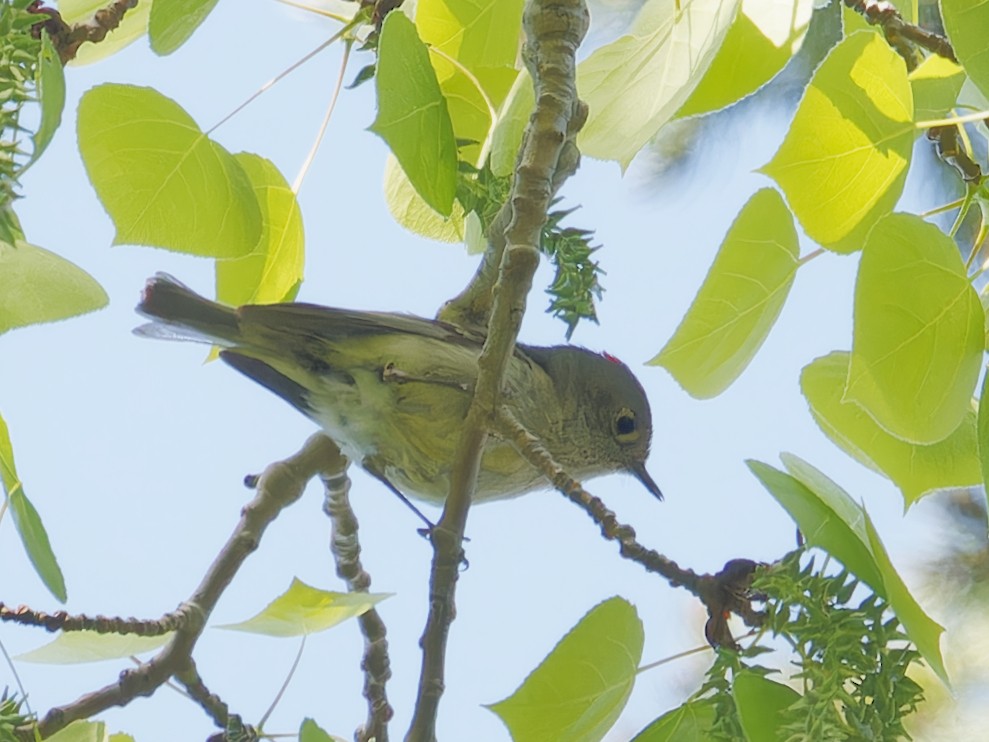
left=46, top=721, right=108, bottom=742
left=848, top=213, right=983, bottom=443
left=489, top=68, right=533, bottom=178
left=370, top=12, right=457, bottom=216
left=630, top=700, right=715, bottom=740
left=578, top=0, right=740, bottom=168
left=383, top=154, right=465, bottom=242
left=0, top=239, right=107, bottom=334
left=78, top=84, right=261, bottom=257
left=416, top=0, right=522, bottom=163
left=978, top=371, right=989, bottom=509
left=761, top=31, right=913, bottom=253
left=652, top=188, right=798, bottom=398
left=677, top=0, right=813, bottom=118
left=29, top=30, right=66, bottom=166
left=734, top=672, right=800, bottom=742
left=910, top=54, right=965, bottom=122
left=218, top=578, right=391, bottom=637
left=0, top=413, right=67, bottom=602
left=941, top=0, right=989, bottom=100
left=17, top=630, right=171, bottom=664
left=487, top=597, right=643, bottom=742
left=216, top=154, right=305, bottom=306
left=749, top=454, right=947, bottom=683
left=299, top=718, right=344, bottom=742
left=58, top=0, right=151, bottom=65
left=149, top=0, right=221, bottom=55
left=803, top=352, right=981, bottom=506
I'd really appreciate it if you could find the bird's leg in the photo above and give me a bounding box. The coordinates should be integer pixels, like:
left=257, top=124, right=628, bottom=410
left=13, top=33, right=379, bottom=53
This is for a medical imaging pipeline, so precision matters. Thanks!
left=362, top=455, right=437, bottom=534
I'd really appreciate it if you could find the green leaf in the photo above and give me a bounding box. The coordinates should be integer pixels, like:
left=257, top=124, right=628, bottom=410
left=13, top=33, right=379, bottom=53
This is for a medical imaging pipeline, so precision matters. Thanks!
left=747, top=458, right=884, bottom=590
left=863, top=510, right=948, bottom=684
left=733, top=671, right=799, bottom=742
left=761, top=31, right=913, bottom=253
left=490, top=67, right=533, bottom=177
left=416, top=0, right=522, bottom=163
left=299, top=718, right=343, bottom=742
left=45, top=721, right=108, bottom=742
left=909, top=54, right=965, bottom=122
left=108, top=735, right=136, bottom=742
left=217, top=577, right=391, bottom=637
left=847, top=213, right=983, bottom=443
left=77, top=84, right=261, bottom=257
left=629, top=700, right=715, bottom=741
left=29, top=30, right=66, bottom=166
left=149, top=0, right=222, bottom=55
left=651, top=188, right=798, bottom=398
left=749, top=454, right=948, bottom=684
left=0, top=239, right=108, bottom=333
left=383, top=154, right=465, bottom=242
left=941, top=0, right=989, bottom=100
left=578, top=0, right=740, bottom=167
left=0, top=413, right=67, bottom=602
left=487, top=597, right=643, bottom=742
left=16, top=630, right=171, bottom=663
left=57, top=0, right=151, bottom=65
left=802, top=352, right=981, bottom=506
left=216, top=154, right=305, bottom=306
left=677, top=0, right=814, bottom=118
left=370, top=11, right=457, bottom=216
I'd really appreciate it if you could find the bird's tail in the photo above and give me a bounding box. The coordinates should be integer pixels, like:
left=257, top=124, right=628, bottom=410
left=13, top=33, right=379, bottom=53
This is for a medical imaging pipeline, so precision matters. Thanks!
left=135, top=273, right=240, bottom=345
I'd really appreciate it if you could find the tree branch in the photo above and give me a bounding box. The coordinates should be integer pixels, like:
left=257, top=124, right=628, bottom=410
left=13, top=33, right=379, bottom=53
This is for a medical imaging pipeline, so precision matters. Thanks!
left=28, top=0, right=139, bottom=64
left=842, top=0, right=956, bottom=66
left=16, top=434, right=338, bottom=740
left=319, top=443, right=393, bottom=742
left=494, top=409, right=763, bottom=648
left=406, top=2, right=589, bottom=740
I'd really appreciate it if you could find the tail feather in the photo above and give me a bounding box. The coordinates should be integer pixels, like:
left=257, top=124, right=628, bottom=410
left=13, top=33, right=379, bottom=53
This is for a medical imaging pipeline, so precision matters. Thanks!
left=135, top=273, right=240, bottom=345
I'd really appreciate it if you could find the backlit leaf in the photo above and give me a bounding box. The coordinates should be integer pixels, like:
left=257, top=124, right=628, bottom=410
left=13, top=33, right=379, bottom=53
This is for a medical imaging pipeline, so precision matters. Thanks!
left=652, top=188, right=798, bottom=398
left=78, top=84, right=261, bottom=257
left=371, top=12, right=457, bottom=216
left=578, top=0, right=739, bottom=167
left=941, top=0, right=989, bottom=100
left=149, top=0, right=222, bottom=55
left=216, top=154, right=305, bottom=306
left=29, top=30, right=66, bottom=166
left=58, top=0, right=151, bottom=65
left=383, top=154, right=465, bottom=242
left=0, top=239, right=107, bottom=334
left=488, top=597, right=643, bottom=742
left=749, top=455, right=947, bottom=684
left=734, top=671, right=800, bottom=742
left=630, top=700, right=715, bottom=741
left=677, top=0, right=813, bottom=118
left=761, top=32, right=913, bottom=253
left=0, top=413, right=66, bottom=602
left=17, top=630, right=171, bottom=664
left=802, top=352, right=981, bottom=506
left=909, top=54, right=965, bottom=122
left=847, top=213, right=982, bottom=443
left=218, top=578, right=391, bottom=637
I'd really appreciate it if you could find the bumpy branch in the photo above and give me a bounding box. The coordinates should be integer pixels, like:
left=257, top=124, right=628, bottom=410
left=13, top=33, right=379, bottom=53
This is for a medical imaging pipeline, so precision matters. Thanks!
left=10, top=434, right=339, bottom=741
left=842, top=0, right=956, bottom=65
left=407, top=1, right=590, bottom=740
left=320, top=446, right=393, bottom=742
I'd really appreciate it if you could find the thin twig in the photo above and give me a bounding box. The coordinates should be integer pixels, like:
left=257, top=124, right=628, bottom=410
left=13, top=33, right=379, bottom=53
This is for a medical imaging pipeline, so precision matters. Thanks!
left=494, top=409, right=764, bottom=648
left=17, top=434, right=339, bottom=741
left=320, top=443, right=393, bottom=742
left=406, top=1, right=590, bottom=740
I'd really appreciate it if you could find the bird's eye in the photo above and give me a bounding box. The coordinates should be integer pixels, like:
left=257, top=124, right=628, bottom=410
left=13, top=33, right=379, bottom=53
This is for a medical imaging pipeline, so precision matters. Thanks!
left=614, top=408, right=638, bottom=442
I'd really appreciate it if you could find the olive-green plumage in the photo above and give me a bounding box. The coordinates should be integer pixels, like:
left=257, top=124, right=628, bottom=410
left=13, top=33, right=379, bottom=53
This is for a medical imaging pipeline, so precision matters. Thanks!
left=136, top=273, right=661, bottom=503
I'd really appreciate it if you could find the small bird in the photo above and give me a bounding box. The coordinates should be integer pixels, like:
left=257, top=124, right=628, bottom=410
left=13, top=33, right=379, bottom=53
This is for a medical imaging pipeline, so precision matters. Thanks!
left=135, top=273, right=662, bottom=506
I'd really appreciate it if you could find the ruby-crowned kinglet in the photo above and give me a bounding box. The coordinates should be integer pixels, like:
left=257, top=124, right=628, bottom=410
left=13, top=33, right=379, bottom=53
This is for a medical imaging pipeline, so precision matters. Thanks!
left=136, top=273, right=662, bottom=504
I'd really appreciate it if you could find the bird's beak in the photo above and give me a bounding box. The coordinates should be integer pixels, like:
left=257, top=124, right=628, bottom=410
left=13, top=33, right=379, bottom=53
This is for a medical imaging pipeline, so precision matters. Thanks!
left=630, top=462, right=663, bottom=501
